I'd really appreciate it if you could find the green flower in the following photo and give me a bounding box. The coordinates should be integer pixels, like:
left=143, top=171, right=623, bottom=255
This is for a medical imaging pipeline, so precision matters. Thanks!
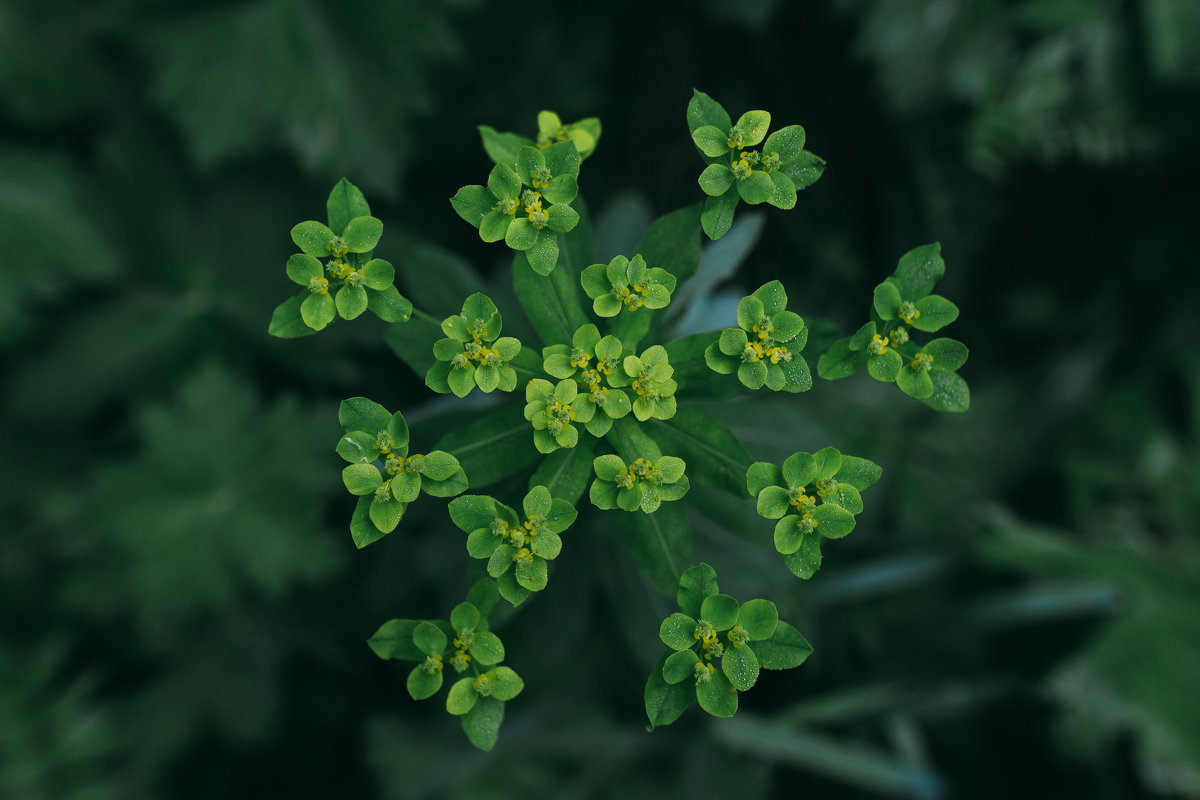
left=622, top=345, right=678, bottom=421
left=272, top=178, right=412, bottom=335
left=687, top=90, right=825, bottom=240
left=745, top=447, right=882, bottom=579
left=448, top=486, right=578, bottom=606
left=524, top=378, right=595, bottom=453
left=647, top=564, right=812, bottom=723
left=366, top=600, right=518, bottom=752
left=704, top=281, right=811, bottom=392
left=426, top=293, right=522, bottom=398
left=589, top=454, right=689, bottom=513
left=335, top=397, right=467, bottom=548
left=580, top=254, right=676, bottom=317
left=450, top=141, right=581, bottom=275
left=542, top=324, right=632, bottom=437
left=478, top=109, right=602, bottom=166
left=818, top=243, right=970, bottom=410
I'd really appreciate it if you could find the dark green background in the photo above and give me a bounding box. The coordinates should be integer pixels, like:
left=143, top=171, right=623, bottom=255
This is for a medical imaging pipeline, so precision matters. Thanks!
left=3, top=0, right=1199, bottom=797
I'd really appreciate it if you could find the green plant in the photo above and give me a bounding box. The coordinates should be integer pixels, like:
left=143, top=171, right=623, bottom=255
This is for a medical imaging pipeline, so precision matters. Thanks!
left=268, top=90, right=971, bottom=750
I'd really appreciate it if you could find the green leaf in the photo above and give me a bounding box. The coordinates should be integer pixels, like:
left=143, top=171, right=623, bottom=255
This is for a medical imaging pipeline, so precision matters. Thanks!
left=812, top=503, right=856, bottom=538
left=735, top=171, right=775, bottom=205
left=390, top=470, right=421, bottom=503
left=781, top=452, right=816, bottom=488
left=450, top=602, right=480, bottom=632
left=291, top=220, right=336, bottom=256
left=342, top=216, right=383, bottom=252
left=488, top=666, right=524, bottom=701
left=767, top=171, right=797, bottom=209
left=435, top=404, right=538, bottom=489
left=543, top=140, right=580, bottom=178
left=813, top=447, right=842, bottom=480
left=737, top=599, right=779, bottom=640
left=470, top=632, right=505, bottom=666
left=645, top=653, right=695, bottom=730
left=912, top=295, right=960, bottom=332
left=818, top=338, right=867, bottom=380
left=342, top=464, right=383, bottom=495
left=461, top=696, right=505, bottom=751
left=753, top=621, right=813, bottom=670
left=782, top=532, right=822, bottom=579
left=543, top=174, right=578, bottom=205
left=268, top=294, right=317, bottom=339
left=580, top=263, right=610, bottom=298
left=450, top=185, right=495, bottom=228
left=836, top=456, right=883, bottom=491
left=413, top=621, right=447, bottom=657
left=350, top=497, right=388, bottom=549
left=868, top=350, right=903, bottom=382
left=406, top=666, right=443, bottom=701
left=479, top=124, right=533, bottom=167
left=757, top=486, right=791, bottom=519
left=366, top=285, right=413, bottom=323
left=635, top=204, right=703, bottom=288
left=300, top=291, right=335, bottom=331
left=849, top=321, right=877, bottom=351
left=649, top=408, right=751, bottom=496
left=923, top=337, right=969, bottom=371
left=721, top=644, right=760, bottom=691
left=466, top=529, right=502, bottom=559
left=687, top=89, right=732, bottom=134
left=514, top=557, right=548, bottom=591
left=918, top=370, right=971, bottom=412
left=891, top=242, right=945, bottom=299
left=336, top=284, right=368, bottom=320
left=362, top=258, right=395, bottom=290
left=419, top=450, right=461, bottom=481
left=513, top=250, right=588, bottom=345
left=446, top=677, right=479, bottom=715
left=487, top=163, right=521, bottom=201
left=733, top=110, right=771, bottom=145
left=326, top=178, right=371, bottom=235
left=698, top=164, right=734, bottom=196
left=677, top=563, right=719, bottom=618
left=369, top=497, right=404, bottom=541
left=701, top=189, right=738, bottom=241
left=701, top=594, right=739, bottom=630
left=479, top=210, right=513, bottom=242
left=663, top=649, right=701, bottom=684
left=530, top=433, right=595, bottom=506
left=623, top=500, right=692, bottom=596
left=547, top=203, right=580, bottom=234
left=496, top=571, right=531, bottom=607
left=774, top=516, right=804, bottom=555
left=763, top=125, right=806, bottom=163
left=515, top=145, right=546, bottom=186
left=422, top=468, right=468, bottom=499
left=367, top=619, right=421, bottom=661
left=897, top=364, right=935, bottom=398
left=660, top=612, right=699, bottom=651
left=873, top=281, right=903, bottom=320
left=286, top=253, right=322, bottom=285
left=746, top=461, right=783, bottom=498
left=692, top=125, right=731, bottom=157
left=696, top=670, right=738, bottom=717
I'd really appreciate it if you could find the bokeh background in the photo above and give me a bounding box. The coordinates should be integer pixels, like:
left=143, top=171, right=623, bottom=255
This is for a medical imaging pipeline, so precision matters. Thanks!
left=3, top=0, right=1199, bottom=797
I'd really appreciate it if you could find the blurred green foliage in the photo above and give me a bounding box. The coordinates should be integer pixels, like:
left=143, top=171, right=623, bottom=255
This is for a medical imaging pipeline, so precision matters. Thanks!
left=2, top=0, right=1198, bottom=797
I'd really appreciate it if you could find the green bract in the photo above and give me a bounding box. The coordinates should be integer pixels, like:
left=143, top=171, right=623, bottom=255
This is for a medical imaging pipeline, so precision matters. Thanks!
left=818, top=243, right=970, bottom=411
left=336, top=397, right=467, bottom=548
left=542, top=324, right=632, bottom=437
left=448, top=486, right=578, bottom=607
left=580, top=254, right=677, bottom=318
left=704, top=280, right=812, bottom=392
left=645, top=563, right=812, bottom=724
left=479, top=109, right=602, bottom=168
left=270, top=178, right=413, bottom=336
left=426, top=293, right=522, bottom=398
left=746, top=448, right=882, bottom=578
left=450, top=140, right=582, bottom=276
left=367, top=595, right=522, bottom=752
left=687, top=90, right=826, bottom=240
left=622, top=345, right=678, bottom=421
left=590, top=453, right=689, bottom=513
left=524, top=378, right=595, bottom=454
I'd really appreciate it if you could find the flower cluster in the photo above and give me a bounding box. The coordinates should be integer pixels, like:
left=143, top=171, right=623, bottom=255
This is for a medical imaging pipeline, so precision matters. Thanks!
left=746, top=447, right=882, bottom=579
left=427, top=293, right=522, bottom=397
left=686, top=90, right=825, bottom=240
left=818, top=243, right=970, bottom=411
left=448, top=486, right=578, bottom=607
left=645, top=564, right=812, bottom=726
left=704, top=280, right=811, bottom=392
left=335, top=397, right=466, bottom=547
left=590, top=454, right=689, bottom=513
left=478, top=109, right=601, bottom=167
left=367, top=596, right=521, bottom=752
left=542, top=324, right=632, bottom=437
left=580, top=254, right=676, bottom=317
